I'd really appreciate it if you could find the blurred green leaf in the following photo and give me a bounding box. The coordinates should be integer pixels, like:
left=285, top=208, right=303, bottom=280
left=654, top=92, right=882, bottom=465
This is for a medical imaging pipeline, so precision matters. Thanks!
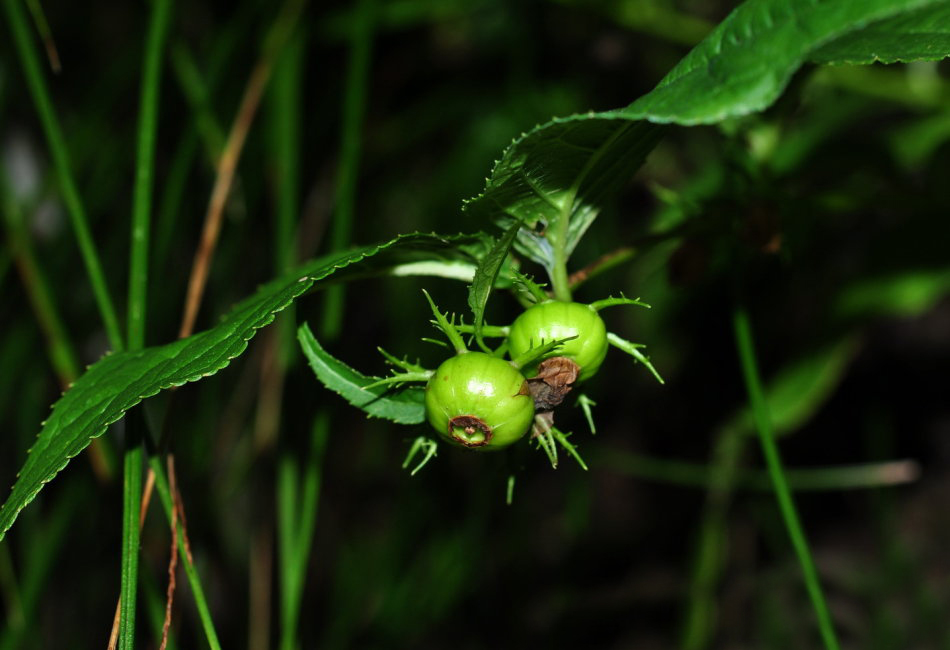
left=727, top=337, right=860, bottom=438
left=836, top=269, right=950, bottom=320
left=297, top=323, right=426, bottom=425
left=0, top=233, right=461, bottom=541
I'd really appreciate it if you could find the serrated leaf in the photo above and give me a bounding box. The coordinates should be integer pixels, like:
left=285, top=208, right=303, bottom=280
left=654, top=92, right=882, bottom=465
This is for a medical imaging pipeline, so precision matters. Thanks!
left=0, top=233, right=460, bottom=541
left=810, top=4, right=950, bottom=64
left=297, top=324, right=426, bottom=425
left=467, top=220, right=521, bottom=349
left=465, top=0, right=950, bottom=259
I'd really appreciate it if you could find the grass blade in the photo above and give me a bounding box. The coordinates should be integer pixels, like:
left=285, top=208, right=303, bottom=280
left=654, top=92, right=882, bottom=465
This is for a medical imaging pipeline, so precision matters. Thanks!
left=733, top=305, right=840, bottom=650
left=121, top=1, right=174, bottom=644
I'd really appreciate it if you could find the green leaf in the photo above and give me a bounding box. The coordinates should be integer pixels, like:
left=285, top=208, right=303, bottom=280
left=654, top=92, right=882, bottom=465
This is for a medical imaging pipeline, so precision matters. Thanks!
left=0, top=233, right=458, bottom=541
left=465, top=0, right=950, bottom=257
left=297, top=324, right=426, bottom=425
left=467, top=120, right=664, bottom=270
left=467, top=220, right=521, bottom=350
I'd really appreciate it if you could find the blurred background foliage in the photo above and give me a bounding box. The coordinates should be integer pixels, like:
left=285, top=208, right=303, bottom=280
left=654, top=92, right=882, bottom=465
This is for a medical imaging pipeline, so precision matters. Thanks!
left=2, top=0, right=950, bottom=647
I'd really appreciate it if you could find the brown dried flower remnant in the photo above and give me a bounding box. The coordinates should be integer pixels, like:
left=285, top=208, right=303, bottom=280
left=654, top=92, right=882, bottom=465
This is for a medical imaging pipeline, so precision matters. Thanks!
left=528, top=356, right=580, bottom=411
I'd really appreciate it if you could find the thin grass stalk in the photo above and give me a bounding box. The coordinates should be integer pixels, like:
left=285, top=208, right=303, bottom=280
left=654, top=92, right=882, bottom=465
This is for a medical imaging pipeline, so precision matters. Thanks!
left=169, top=44, right=226, bottom=164
left=732, top=305, right=841, bottom=650
left=128, top=0, right=174, bottom=350
left=120, top=1, right=174, bottom=645
left=321, top=0, right=376, bottom=340
left=119, top=416, right=144, bottom=650
left=2, top=0, right=123, bottom=351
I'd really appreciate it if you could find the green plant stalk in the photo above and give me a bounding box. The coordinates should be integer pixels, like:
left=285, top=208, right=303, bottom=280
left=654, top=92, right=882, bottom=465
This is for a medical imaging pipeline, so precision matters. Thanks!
left=153, top=129, right=199, bottom=280
left=733, top=306, right=840, bottom=650
left=147, top=455, right=222, bottom=650
left=169, top=43, right=226, bottom=164
left=119, top=417, right=145, bottom=650
left=3, top=0, right=124, bottom=351
left=121, top=2, right=174, bottom=644
left=129, top=0, right=173, bottom=350
left=321, top=0, right=376, bottom=340
left=270, top=28, right=304, bottom=368
left=549, top=123, right=634, bottom=302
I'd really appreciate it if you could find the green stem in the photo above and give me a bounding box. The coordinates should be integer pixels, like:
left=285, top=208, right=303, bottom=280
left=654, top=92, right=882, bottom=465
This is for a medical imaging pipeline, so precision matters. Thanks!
left=121, top=2, right=174, bottom=644
left=3, top=0, right=124, bottom=351
left=270, top=28, right=304, bottom=368
left=119, top=418, right=145, bottom=650
left=128, top=0, right=173, bottom=350
left=147, top=455, right=222, bottom=650
left=549, top=123, right=634, bottom=302
left=732, top=306, right=841, bottom=650
left=321, top=0, right=376, bottom=340
left=454, top=323, right=510, bottom=338
left=169, top=43, right=226, bottom=164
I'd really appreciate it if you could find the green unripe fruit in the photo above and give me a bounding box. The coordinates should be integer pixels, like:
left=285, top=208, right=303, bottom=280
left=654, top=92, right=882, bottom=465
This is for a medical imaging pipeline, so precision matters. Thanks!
left=508, top=301, right=608, bottom=382
left=425, top=352, right=535, bottom=449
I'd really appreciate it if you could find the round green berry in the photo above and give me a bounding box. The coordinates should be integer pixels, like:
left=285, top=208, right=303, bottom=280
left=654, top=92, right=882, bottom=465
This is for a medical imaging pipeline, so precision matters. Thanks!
left=507, top=301, right=608, bottom=382
left=424, top=352, right=534, bottom=449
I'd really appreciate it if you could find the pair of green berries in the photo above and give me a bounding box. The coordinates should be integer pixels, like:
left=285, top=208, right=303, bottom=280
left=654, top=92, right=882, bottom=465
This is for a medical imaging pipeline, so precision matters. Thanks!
left=425, top=300, right=607, bottom=450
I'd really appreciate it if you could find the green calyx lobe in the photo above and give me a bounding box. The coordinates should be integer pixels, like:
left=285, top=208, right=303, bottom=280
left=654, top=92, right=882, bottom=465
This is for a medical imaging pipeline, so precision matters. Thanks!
left=425, top=352, right=534, bottom=449
left=508, top=301, right=608, bottom=382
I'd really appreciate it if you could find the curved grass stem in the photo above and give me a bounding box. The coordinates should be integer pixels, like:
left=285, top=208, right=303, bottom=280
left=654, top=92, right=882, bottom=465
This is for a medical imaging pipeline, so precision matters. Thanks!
left=732, top=305, right=841, bottom=650
left=3, top=0, right=123, bottom=351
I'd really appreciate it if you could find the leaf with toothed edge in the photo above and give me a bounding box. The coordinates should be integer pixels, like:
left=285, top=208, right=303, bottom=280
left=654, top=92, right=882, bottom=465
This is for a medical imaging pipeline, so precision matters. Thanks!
left=298, top=324, right=426, bottom=425
left=0, top=232, right=467, bottom=542
left=464, top=0, right=950, bottom=267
